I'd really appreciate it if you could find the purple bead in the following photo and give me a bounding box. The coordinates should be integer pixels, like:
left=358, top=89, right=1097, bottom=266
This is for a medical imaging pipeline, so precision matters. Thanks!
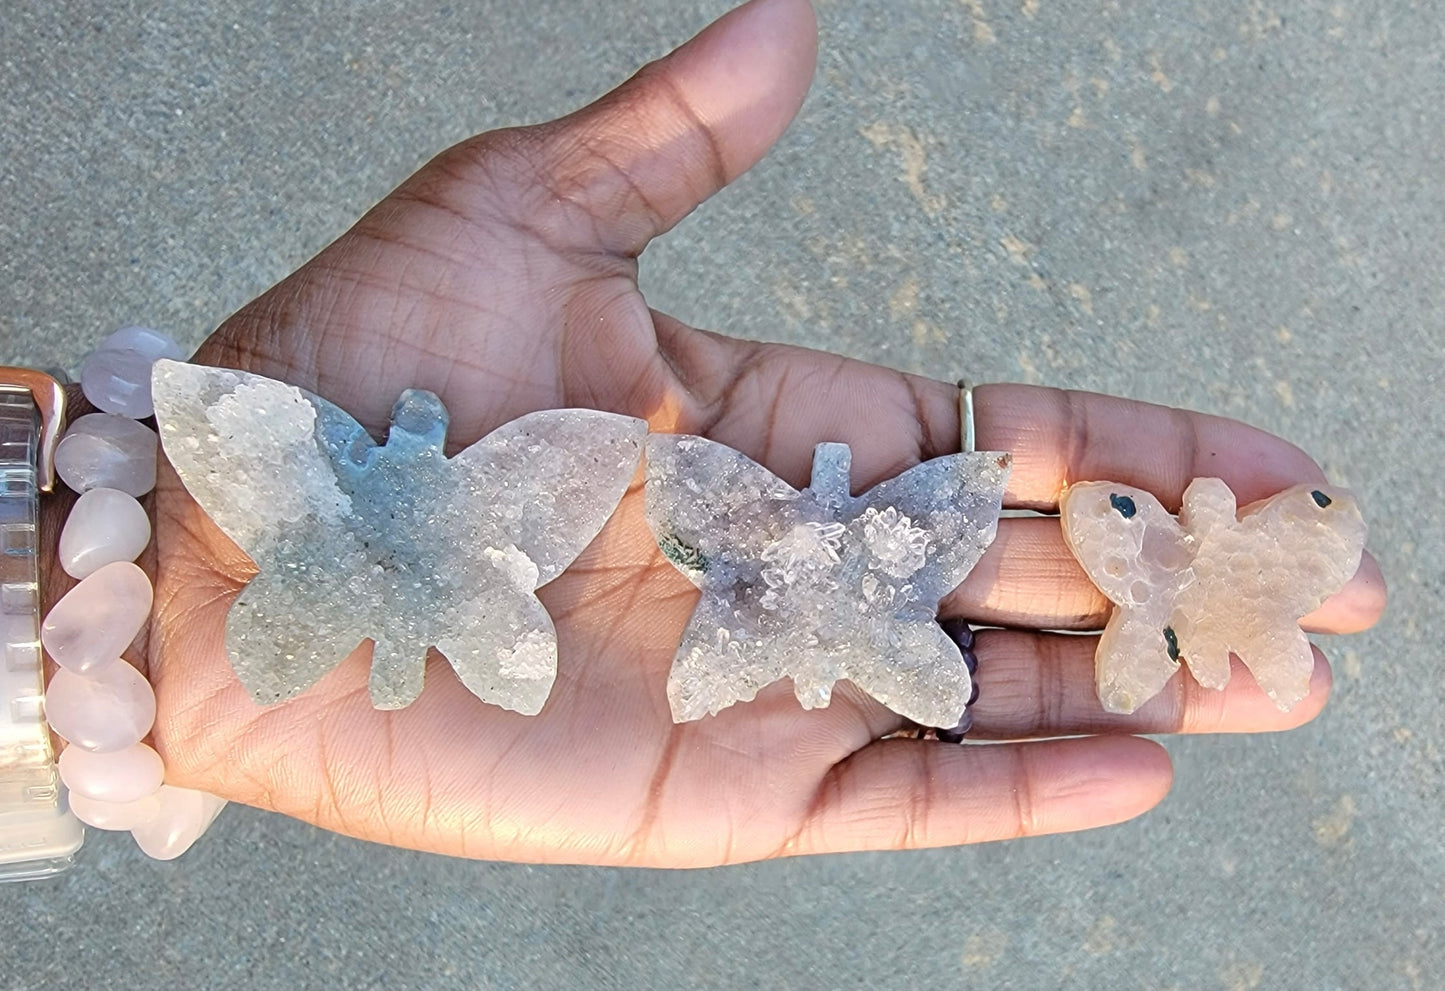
left=940, top=617, right=975, bottom=651
left=101, top=326, right=185, bottom=363
left=928, top=618, right=980, bottom=742
left=937, top=710, right=973, bottom=743
left=54, top=413, right=158, bottom=496
left=80, top=347, right=162, bottom=418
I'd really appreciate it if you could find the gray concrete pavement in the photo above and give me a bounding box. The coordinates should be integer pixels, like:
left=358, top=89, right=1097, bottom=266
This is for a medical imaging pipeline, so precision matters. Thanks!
left=2, top=1, right=1440, bottom=988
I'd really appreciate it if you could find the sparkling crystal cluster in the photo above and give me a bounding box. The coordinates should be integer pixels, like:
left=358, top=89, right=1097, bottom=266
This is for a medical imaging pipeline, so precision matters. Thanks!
left=1062, top=478, right=1366, bottom=714
left=645, top=436, right=1010, bottom=726
left=152, top=361, right=646, bottom=713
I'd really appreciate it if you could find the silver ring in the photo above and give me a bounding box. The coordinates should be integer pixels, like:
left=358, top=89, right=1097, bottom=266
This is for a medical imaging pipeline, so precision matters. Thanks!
left=957, top=379, right=975, bottom=454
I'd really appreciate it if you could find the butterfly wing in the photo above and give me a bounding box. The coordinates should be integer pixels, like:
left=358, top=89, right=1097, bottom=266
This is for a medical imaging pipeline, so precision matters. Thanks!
left=151, top=359, right=366, bottom=562
left=1182, top=481, right=1366, bottom=710
left=1060, top=481, right=1195, bottom=713
left=646, top=434, right=819, bottom=721
left=840, top=619, right=974, bottom=728
left=152, top=360, right=375, bottom=704
left=449, top=409, right=648, bottom=588
left=854, top=452, right=1012, bottom=604
left=430, top=575, right=560, bottom=716
left=226, top=566, right=377, bottom=704
left=666, top=587, right=790, bottom=721
left=398, top=409, right=645, bottom=714
left=643, top=433, right=804, bottom=588
left=1060, top=481, right=1190, bottom=605
left=1235, top=483, right=1366, bottom=614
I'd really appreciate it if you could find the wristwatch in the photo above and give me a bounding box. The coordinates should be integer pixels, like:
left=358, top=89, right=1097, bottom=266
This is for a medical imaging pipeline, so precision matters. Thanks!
left=0, top=367, right=83, bottom=880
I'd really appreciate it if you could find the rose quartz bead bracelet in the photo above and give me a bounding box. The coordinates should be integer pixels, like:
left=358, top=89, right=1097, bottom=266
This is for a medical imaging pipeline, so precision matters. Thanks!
left=42, top=327, right=225, bottom=861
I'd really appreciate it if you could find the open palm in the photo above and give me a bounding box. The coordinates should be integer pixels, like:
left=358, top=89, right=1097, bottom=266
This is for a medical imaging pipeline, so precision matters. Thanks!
left=147, top=0, right=1384, bottom=866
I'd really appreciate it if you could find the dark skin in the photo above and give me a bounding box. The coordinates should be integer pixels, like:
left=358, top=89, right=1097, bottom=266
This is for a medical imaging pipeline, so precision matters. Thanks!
left=53, top=0, right=1383, bottom=866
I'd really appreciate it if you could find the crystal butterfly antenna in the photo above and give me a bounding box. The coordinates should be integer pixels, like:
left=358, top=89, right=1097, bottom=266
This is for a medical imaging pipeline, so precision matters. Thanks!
left=643, top=391, right=1011, bottom=728
left=150, top=360, right=647, bottom=713
left=1061, top=477, right=1367, bottom=714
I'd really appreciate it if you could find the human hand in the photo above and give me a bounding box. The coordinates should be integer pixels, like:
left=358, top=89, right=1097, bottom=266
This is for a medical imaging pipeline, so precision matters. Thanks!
left=134, top=0, right=1384, bottom=866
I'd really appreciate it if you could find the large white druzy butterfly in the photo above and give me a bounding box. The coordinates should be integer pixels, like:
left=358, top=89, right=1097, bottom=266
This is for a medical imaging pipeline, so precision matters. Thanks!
left=644, top=435, right=1011, bottom=727
left=151, top=360, right=646, bottom=713
left=1061, top=478, right=1367, bottom=714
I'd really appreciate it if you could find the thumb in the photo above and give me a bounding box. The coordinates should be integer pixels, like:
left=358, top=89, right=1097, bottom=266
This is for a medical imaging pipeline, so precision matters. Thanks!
left=418, top=0, right=818, bottom=257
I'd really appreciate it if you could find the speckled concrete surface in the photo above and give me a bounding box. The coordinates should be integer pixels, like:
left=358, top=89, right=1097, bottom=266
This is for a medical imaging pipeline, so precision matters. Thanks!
left=2, top=1, right=1440, bottom=988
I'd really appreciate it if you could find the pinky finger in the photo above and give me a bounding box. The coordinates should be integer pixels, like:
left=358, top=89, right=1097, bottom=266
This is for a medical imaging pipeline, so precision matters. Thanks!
left=783, top=736, right=1173, bottom=856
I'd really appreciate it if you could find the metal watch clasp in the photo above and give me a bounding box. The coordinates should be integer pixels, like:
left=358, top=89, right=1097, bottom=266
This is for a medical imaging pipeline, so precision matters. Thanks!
left=0, top=367, right=67, bottom=493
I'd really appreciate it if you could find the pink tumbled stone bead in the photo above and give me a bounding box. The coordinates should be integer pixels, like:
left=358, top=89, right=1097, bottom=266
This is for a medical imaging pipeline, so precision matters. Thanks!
left=80, top=347, right=162, bottom=418
left=42, top=561, right=152, bottom=674
left=45, top=661, right=155, bottom=753
left=54, top=413, right=158, bottom=496
left=130, top=787, right=227, bottom=861
left=100, top=326, right=185, bottom=363
left=68, top=791, right=163, bottom=831
left=59, top=742, right=164, bottom=803
left=58, top=487, right=150, bottom=579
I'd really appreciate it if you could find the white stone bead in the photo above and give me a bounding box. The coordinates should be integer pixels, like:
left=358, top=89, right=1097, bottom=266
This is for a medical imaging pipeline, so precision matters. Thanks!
left=59, top=742, right=164, bottom=803
left=42, top=561, right=152, bottom=674
left=130, top=787, right=227, bottom=860
left=58, top=487, right=150, bottom=579
left=80, top=347, right=163, bottom=419
left=54, top=413, right=158, bottom=496
left=101, top=326, right=185, bottom=363
left=44, top=661, right=155, bottom=753
left=68, top=791, right=163, bottom=831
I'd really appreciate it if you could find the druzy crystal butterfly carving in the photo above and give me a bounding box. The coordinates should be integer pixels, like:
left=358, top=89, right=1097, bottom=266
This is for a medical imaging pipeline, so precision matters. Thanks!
left=1061, top=478, right=1367, bottom=714
left=151, top=360, right=646, bottom=713
left=644, top=435, right=1011, bottom=727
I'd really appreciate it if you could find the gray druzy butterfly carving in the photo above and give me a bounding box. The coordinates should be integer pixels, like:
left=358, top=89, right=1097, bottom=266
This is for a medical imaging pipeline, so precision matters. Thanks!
left=151, top=360, right=646, bottom=713
left=645, top=435, right=1011, bottom=727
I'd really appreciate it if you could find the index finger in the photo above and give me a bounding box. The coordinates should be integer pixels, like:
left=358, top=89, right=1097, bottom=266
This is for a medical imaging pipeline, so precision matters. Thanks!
left=976, top=383, right=1325, bottom=511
